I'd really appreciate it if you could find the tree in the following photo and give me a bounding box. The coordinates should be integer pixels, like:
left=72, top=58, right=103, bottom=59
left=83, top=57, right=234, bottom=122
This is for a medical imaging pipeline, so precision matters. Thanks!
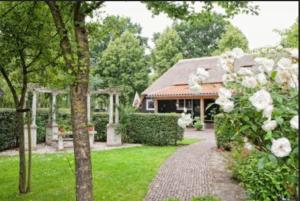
left=0, top=2, right=58, bottom=193
left=277, top=19, right=298, bottom=48
left=213, top=24, right=249, bottom=55
left=95, top=31, right=148, bottom=104
left=151, top=27, right=183, bottom=80
left=174, top=12, right=228, bottom=58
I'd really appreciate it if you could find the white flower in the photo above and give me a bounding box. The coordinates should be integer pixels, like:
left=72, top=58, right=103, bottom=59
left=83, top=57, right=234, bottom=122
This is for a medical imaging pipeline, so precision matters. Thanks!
left=196, top=67, right=209, bottom=81
left=254, top=57, right=274, bottom=73
left=290, top=115, right=298, bottom=130
left=230, top=48, right=244, bottom=59
left=289, top=49, right=298, bottom=59
left=237, top=68, right=253, bottom=76
left=275, top=69, right=291, bottom=84
left=244, top=142, right=253, bottom=150
left=215, top=96, right=229, bottom=105
left=178, top=113, right=193, bottom=128
left=256, top=73, right=268, bottom=85
left=249, top=89, right=272, bottom=111
left=262, top=120, right=277, bottom=132
left=222, top=100, right=234, bottom=113
left=190, top=83, right=201, bottom=93
left=263, top=104, right=273, bottom=119
left=271, top=137, right=292, bottom=157
left=243, top=137, right=249, bottom=143
left=241, top=76, right=258, bottom=88
left=218, top=87, right=232, bottom=99
left=277, top=58, right=292, bottom=70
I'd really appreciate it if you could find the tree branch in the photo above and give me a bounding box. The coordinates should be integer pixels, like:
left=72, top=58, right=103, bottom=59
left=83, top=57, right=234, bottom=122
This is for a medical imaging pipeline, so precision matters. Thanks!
left=0, top=64, right=19, bottom=105
left=46, top=0, right=74, bottom=69
left=82, top=1, right=104, bottom=15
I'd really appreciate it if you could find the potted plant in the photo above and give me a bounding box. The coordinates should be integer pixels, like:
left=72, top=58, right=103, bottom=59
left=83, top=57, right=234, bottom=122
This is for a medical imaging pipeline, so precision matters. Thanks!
left=58, top=125, right=65, bottom=133
left=87, top=123, right=95, bottom=132
left=193, top=117, right=202, bottom=131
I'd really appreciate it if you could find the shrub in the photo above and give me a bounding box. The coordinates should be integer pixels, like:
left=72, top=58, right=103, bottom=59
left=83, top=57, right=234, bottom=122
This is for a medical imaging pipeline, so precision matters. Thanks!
left=214, top=48, right=298, bottom=200
left=193, top=120, right=202, bottom=131
left=231, top=148, right=296, bottom=201
left=120, top=113, right=184, bottom=146
left=93, top=112, right=109, bottom=141
left=0, top=110, right=16, bottom=151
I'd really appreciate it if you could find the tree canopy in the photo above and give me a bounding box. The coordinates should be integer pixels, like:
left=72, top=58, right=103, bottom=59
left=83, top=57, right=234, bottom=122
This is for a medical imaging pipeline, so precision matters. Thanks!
left=278, top=19, right=298, bottom=48
left=150, top=27, right=183, bottom=80
left=213, top=24, right=249, bottom=55
left=95, top=31, right=149, bottom=104
left=174, top=12, right=228, bottom=58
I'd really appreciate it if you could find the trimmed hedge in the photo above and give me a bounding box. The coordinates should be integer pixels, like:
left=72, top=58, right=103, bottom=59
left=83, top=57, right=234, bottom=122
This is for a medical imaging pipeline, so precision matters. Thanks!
left=0, top=110, right=183, bottom=150
left=121, top=113, right=184, bottom=146
left=0, top=111, right=17, bottom=151
left=214, top=113, right=236, bottom=150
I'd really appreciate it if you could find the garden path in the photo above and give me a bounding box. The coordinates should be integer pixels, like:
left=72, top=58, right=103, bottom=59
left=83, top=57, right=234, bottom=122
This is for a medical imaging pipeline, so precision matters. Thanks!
left=144, top=128, right=245, bottom=201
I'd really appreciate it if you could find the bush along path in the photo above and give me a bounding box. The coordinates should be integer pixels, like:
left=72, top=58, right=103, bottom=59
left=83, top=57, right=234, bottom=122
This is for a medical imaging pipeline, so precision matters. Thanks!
left=144, top=129, right=245, bottom=201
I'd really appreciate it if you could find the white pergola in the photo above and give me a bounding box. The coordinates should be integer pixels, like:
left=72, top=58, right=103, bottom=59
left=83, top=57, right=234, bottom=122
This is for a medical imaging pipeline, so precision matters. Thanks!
left=25, top=84, right=121, bottom=150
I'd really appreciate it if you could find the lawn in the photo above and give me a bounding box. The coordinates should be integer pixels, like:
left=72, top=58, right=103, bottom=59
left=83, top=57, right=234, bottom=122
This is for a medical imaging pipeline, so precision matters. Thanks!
left=0, top=138, right=199, bottom=201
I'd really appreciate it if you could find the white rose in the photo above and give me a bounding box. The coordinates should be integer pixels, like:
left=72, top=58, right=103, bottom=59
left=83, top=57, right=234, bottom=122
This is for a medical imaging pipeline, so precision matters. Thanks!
left=275, top=69, right=291, bottom=84
left=177, top=118, right=186, bottom=128
left=255, top=57, right=274, bottom=73
left=277, top=58, right=292, bottom=70
left=271, top=137, right=292, bottom=157
left=237, top=68, right=253, bottom=76
left=215, top=96, right=229, bottom=106
left=218, top=87, right=232, bottom=99
left=196, top=67, right=209, bottom=81
left=262, top=104, right=273, bottom=119
left=230, top=48, right=244, bottom=59
left=256, top=73, right=268, bottom=85
left=249, top=89, right=272, bottom=111
left=241, top=76, right=258, bottom=88
left=262, top=120, right=277, bottom=132
left=290, top=115, right=298, bottom=130
left=190, top=83, right=201, bottom=93
left=244, top=142, right=253, bottom=150
left=222, top=100, right=234, bottom=113
left=177, top=113, right=193, bottom=128
left=288, top=49, right=298, bottom=59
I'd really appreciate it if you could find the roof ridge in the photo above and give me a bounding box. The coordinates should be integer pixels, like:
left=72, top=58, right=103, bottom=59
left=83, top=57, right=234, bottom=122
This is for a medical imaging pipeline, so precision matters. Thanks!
left=178, top=56, right=220, bottom=63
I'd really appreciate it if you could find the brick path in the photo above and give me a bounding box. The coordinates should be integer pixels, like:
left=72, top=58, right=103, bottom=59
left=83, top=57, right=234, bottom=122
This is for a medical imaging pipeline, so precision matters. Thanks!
left=144, top=128, right=245, bottom=201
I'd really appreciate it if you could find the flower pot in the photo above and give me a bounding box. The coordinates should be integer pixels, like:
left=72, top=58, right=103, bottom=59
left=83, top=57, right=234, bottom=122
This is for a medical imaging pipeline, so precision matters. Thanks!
left=58, top=127, right=65, bottom=133
left=88, top=127, right=94, bottom=132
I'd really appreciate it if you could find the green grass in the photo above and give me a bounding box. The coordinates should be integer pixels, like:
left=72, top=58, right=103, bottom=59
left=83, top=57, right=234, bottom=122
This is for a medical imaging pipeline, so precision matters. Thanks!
left=0, top=138, right=197, bottom=201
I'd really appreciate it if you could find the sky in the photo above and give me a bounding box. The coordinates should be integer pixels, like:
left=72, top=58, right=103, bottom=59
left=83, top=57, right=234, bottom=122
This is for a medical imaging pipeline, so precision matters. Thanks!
left=96, top=1, right=298, bottom=49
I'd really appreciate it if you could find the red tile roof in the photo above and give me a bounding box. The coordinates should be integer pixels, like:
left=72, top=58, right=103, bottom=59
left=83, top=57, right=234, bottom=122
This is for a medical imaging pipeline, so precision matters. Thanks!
left=147, top=83, right=222, bottom=98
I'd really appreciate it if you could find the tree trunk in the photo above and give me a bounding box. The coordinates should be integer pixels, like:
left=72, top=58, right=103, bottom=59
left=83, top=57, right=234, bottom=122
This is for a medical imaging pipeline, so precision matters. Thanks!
left=72, top=4, right=93, bottom=200
left=16, top=110, right=26, bottom=193
left=71, top=76, right=93, bottom=201
left=26, top=110, right=32, bottom=193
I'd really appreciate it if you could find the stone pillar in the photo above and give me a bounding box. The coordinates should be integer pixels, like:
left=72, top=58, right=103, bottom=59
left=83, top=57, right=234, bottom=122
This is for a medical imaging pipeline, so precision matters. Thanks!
left=200, top=98, right=205, bottom=129
left=87, top=92, right=91, bottom=124
left=24, top=91, right=37, bottom=150
left=57, top=134, right=64, bottom=151
left=46, top=92, right=58, bottom=145
left=115, top=94, right=119, bottom=124
left=109, top=93, right=114, bottom=124
left=154, top=99, right=158, bottom=113
left=106, top=93, right=121, bottom=146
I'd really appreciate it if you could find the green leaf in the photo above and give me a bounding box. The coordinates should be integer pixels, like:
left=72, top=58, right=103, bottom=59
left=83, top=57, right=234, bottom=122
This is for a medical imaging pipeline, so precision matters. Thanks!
left=257, top=158, right=265, bottom=170
left=268, top=154, right=277, bottom=165
left=264, top=131, right=272, bottom=140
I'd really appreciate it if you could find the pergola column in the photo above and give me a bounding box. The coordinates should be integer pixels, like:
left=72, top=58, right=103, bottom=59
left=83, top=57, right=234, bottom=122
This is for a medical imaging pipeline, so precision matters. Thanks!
left=51, top=93, right=57, bottom=124
left=200, top=98, right=205, bottom=129
left=154, top=99, right=158, bottom=113
left=109, top=93, right=114, bottom=124
left=46, top=92, right=59, bottom=144
left=31, top=91, right=37, bottom=126
left=87, top=92, right=91, bottom=124
left=115, top=94, right=119, bottom=124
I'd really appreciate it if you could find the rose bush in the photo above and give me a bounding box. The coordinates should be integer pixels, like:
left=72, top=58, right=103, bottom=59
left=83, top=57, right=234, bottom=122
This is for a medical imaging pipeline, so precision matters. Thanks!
left=214, top=47, right=298, bottom=200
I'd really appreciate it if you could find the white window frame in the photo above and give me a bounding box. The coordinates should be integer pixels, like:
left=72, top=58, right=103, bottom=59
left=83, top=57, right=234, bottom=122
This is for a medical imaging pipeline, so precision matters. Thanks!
left=146, top=99, right=155, bottom=111
left=176, top=99, right=192, bottom=110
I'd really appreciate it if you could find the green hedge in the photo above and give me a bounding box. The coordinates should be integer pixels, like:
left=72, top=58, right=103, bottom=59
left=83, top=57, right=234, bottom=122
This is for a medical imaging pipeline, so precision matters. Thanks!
left=93, top=113, right=109, bottom=142
left=121, top=113, right=184, bottom=146
left=0, top=111, right=17, bottom=151
left=214, top=113, right=236, bottom=150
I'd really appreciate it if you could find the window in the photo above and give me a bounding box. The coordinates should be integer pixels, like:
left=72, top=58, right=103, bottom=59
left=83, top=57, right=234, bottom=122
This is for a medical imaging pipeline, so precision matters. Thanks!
left=176, top=99, right=192, bottom=110
left=146, top=99, right=155, bottom=111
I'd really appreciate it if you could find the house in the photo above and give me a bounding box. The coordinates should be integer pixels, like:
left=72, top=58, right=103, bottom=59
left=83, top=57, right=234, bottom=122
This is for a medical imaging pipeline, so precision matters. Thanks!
left=139, top=55, right=254, bottom=128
